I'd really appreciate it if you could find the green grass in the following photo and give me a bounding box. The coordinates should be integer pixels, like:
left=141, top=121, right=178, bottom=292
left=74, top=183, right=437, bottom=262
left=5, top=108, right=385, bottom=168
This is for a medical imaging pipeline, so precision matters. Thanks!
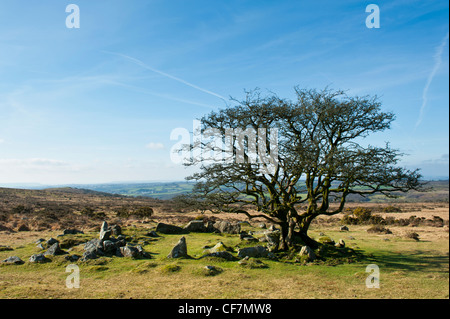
left=0, top=223, right=448, bottom=299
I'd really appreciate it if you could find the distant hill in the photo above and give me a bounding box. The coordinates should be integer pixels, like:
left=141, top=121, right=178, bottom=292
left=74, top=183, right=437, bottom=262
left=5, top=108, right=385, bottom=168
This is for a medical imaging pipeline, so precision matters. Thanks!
left=1, top=180, right=447, bottom=202
left=45, top=180, right=450, bottom=202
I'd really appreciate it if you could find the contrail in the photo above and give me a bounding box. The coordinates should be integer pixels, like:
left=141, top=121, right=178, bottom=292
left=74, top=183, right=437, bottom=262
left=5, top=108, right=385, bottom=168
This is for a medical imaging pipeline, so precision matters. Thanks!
left=102, top=50, right=227, bottom=102
left=415, top=32, right=449, bottom=129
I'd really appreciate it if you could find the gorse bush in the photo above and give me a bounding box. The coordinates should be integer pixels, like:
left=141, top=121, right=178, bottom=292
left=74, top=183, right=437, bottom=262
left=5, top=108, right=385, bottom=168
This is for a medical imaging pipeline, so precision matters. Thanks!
left=115, top=206, right=153, bottom=218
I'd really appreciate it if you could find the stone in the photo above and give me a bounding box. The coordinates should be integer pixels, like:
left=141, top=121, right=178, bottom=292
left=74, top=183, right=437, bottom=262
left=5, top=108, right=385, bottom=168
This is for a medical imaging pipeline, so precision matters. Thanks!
left=120, top=245, right=141, bottom=258
left=110, top=225, right=122, bottom=236
left=237, top=246, right=268, bottom=258
left=258, top=223, right=267, bottom=229
left=46, top=238, right=59, bottom=246
left=2, top=256, right=24, bottom=264
left=268, top=225, right=278, bottom=231
left=241, top=235, right=258, bottom=242
left=36, top=243, right=45, bottom=250
left=340, top=226, right=349, bottom=231
left=44, top=243, right=65, bottom=256
left=65, top=255, right=81, bottom=262
left=183, top=220, right=208, bottom=232
left=102, top=240, right=117, bottom=255
left=299, top=246, right=316, bottom=261
left=82, top=250, right=98, bottom=261
left=156, top=223, right=186, bottom=234
left=167, top=236, right=188, bottom=258
left=29, top=253, right=50, bottom=263
left=203, top=265, right=223, bottom=276
left=264, top=230, right=280, bottom=251
left=84, top=238, right=104, bottom=257
left=205, top=241, right=229, bottom=254
left=63, top=229, right=84, bottom=235
left=335, top=239, right=345, bottom=248
left=213, top=220, right=241, bottom=234
left=99, top=221, right=111, bottom=241
left=145, top=231, right=159, bottom=237
left=35, top=238, right=45, bottom=244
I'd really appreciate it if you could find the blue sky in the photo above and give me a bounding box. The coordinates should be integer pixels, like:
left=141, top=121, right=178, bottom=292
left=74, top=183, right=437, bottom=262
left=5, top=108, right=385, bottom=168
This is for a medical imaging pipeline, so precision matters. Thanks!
left=0, top=0, right=448, bottom=184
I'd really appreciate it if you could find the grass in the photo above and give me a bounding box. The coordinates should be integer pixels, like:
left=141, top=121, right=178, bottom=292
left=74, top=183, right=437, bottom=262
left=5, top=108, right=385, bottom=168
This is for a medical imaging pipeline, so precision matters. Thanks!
left=0, top=223, right=448, bottom=299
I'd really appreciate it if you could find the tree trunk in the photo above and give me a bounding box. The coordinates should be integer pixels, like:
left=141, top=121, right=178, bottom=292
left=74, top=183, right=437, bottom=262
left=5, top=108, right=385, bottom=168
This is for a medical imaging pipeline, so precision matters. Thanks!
left=297, top=215, right=319, bottom=249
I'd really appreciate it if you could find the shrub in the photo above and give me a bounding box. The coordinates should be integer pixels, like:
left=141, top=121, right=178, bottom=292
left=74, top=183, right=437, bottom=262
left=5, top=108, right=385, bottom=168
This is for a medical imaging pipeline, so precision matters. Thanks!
left=353, top=207, right=372, bottom=222
left=133, top=206, right=153, bottom=218
left=382, top=205, right=402, bottom=213
left=115, top=206, right=130, bottom=218
left=367, top=225, right=392, bottom=234
left=11, top=205, right=34, bottom=215
left=405, top=231, right=420, bottom=241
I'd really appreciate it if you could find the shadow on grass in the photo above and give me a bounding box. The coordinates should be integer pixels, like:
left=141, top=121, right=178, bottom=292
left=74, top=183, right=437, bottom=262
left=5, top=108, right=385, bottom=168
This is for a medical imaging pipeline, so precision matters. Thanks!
left=361, top=250, right=449, bottom=274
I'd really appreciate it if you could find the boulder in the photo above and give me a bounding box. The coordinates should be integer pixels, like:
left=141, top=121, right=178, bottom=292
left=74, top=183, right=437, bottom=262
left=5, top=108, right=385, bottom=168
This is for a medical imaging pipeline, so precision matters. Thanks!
left=156, top=223, right=186, bottom=234
left=167, top=236, right=188, bottom=258
left=110, top=225, right=122, bottom=236
left=183, top=220, right=208, bottom=233
left=65, top=255, right=81, bottom=262
left=237, top=246, right=268, bottom=258
left=120, top=245, right=141, bottom=258
left=203, top=265, right=223, bottom=276
left=335, top=239, right=345, bottom=248
left=205, top=241, right=229, bottom=254
left=46, top=238, right=59, bottom=246
left=29, top=253, right=50, bottom=263
left=44, top=243, right=66, bottom=256
left=82, top=250, right=98, bottom=261
left=299, top=246, right=316, bottom=261
left=241, top=235, right=258, bottom=242
left=340, top=226, right=349, bottom=232
left=213, top=220, right=241, bottom=234
left=258, top=223, right=267, bottom=229
left=2, top=256, right=24, bottom=264
left=99, top=221, right=112, bottom=241
left=264, top=230, right=280, bottom=251
left=63, top=229, right=84, bottom=235
left=102, top=240, right=118, bottom=255
left=145, top=230, right=160, bottom=237
left=84, top=238, right=104, bottom=257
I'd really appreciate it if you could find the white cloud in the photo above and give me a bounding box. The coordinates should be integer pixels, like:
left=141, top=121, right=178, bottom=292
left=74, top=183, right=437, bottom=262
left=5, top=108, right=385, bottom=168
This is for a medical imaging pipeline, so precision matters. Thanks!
left=145, top=142, right=165, bottom=150
left=0, top=158, right=69, bottom=168
left=415, top=32, right=449, bottom=129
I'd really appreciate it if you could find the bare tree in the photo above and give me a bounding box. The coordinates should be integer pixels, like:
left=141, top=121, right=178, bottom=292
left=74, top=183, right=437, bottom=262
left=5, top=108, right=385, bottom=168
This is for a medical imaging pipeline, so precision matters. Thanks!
left=180, top=87, right=423, bottom=250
